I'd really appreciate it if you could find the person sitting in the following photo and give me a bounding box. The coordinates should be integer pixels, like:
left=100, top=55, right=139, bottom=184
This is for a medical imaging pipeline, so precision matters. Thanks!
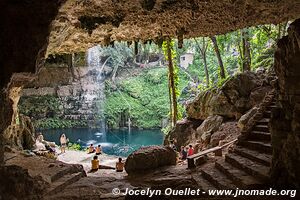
left=188, top=144, right=194, bottom=156
left=91, top=155, right=99, bottom=172
left=34, top=134, right=46, bottom=151
left=88, top=144, right=95, bottom=154
left=180, top=146, right=187, bottom=160
left=95, top=145, right=102, bottom=155
left=116, top=157, right=125, bottom=172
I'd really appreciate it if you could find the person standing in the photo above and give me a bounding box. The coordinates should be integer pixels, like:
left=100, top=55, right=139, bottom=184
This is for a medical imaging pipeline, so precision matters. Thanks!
left=180, top=146, right=187, bottom=160
left=60, top=133, right=68, bottom=154
left=188, top=144, right=194, bottom=156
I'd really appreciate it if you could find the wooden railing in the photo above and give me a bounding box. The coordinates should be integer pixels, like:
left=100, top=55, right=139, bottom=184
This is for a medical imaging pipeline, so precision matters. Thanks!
left=187, top=139, right=237, bottom=168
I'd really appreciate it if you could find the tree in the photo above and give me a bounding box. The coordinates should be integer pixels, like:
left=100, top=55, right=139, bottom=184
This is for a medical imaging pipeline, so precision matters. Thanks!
left=241, top=29, right=251, bottom=71
left=194, top=37, right=209, bottom=87
left=210, top=36, right=226, bottom=79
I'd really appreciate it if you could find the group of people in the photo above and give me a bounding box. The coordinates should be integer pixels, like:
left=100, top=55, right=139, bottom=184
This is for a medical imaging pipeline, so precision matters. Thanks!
left=169, top=139, right=194, bottom=164
left=88, top=144, right=102, bottom=155
left=59, top=133, right=126, bottom=173
left=91, top=156, right=125, bottom=173
left=88, top=143, right=125, bottom=173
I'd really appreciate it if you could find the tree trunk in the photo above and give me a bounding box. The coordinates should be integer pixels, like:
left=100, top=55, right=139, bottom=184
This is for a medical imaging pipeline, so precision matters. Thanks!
left=194, top=38, right=209, bottom=87
left=241, top=29, right=251, bottom=71
left=166, top=38, right=178, bottom=127
left=203, top=48, right=209, bottom=87
left=210, top=36, right=225, bottom=79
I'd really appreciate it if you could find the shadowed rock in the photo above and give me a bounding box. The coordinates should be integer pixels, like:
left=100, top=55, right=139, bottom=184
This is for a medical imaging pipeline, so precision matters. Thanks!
left=125, top=145, right=176, bottom=175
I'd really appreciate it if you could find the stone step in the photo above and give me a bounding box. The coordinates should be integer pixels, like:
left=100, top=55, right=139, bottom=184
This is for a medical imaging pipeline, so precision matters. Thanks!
left=51, top=164, right=84, bottom=182
left=47, top=172, right=86, bottom=196
left=253, top=125, right=269, bottom=132
left=248, top=131, right=271, bottom=141
left=200, top=164, right=236, bottom=190
left=225, top=153, right=270, bottom=183
left=233, top=146, right=271, bottom=167
left=192, top=173, right=217, bottom=192
left=264, top=111, right=271, bottom=118
left=267, top=105, right=277, bottom=109
left=256, top=118, right=270, bottom=126
left=239, top=140, right=272, bottom=154
left=215, top=160, right=263, bottom=189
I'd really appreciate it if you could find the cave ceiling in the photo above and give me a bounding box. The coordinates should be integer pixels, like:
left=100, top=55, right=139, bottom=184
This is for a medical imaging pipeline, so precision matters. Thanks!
left=46, top=0, right=300, bottom=55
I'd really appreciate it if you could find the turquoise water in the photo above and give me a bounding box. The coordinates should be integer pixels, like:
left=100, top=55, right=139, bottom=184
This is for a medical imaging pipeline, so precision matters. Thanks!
left=42, top=128, right=164, bottom=157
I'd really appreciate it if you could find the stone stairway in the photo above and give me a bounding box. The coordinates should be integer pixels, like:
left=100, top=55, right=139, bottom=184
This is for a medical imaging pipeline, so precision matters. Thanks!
left=193, top=100, right=276, bottom=191
left=45, top=165, right=86, bottom=196
left=5, top=152, right=86, bottom=196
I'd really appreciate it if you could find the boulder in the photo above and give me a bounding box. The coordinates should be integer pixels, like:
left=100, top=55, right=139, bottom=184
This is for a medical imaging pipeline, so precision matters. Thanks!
left=238, top=107, right=258, bottom=131
left=249, top=86, right=272, bottom=106
left=210, top=131, right=226, bottom=147
left=163, top=118, right=202, bottom=148
left=186, top=71, right=270, bottom=120
left=0, top=165, right=45, bottom=200
left=125, top=146, right=176, bottom=175
left=196, top=115, right=223, bottom=143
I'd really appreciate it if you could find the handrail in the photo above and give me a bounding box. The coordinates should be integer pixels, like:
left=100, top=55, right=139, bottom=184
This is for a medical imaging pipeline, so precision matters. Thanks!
left=187, top=139, right=237, bottom=159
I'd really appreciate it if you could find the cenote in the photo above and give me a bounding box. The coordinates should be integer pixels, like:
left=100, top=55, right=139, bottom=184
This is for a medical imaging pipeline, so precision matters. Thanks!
left=42, top=128, right=164, bottom=157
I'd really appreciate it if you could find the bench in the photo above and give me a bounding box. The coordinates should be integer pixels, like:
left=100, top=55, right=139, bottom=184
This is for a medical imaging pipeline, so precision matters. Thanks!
left=187, top=139, right=237, bottom=169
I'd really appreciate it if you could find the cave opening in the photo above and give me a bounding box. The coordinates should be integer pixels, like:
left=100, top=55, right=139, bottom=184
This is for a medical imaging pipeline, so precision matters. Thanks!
left=1, top=0, right=300, bottom=199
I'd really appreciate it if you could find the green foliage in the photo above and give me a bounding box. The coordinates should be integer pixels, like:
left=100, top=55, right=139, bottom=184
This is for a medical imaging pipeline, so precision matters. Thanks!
left=161, top=124, right=172, bottom=135
left=19, top=95, right=62, bottom=117
left=98, top=42, right=133, bottom=70
left=68, top=142, right=82, bottom=151
left=34, top=118, right=87, bottom=129
left=104, top=68, right=170, bottom=129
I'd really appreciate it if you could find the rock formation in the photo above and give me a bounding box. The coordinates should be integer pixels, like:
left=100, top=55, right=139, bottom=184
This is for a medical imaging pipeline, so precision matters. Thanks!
left=0, top=165, right=45, bottom=200
left=163, top=118, right=202, bottom=148
left=186, top=71, right=272, bottom=120
left=46, top=0, right=300, bottom=55
left=270, top=19, right=300, bottom=188
left=19, top=65, right=109, bottom=128
left=125, top=145, right=176, bottom=175
left=166, top=71, right=274, bottom=149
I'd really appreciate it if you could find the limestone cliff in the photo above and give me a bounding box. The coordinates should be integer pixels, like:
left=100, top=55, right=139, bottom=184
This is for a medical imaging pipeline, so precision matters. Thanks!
left=19, top=66, right=108, bottom=129
left=270, top=19, right=300, bottom=188
left=165, top=70, right=275, bottom=150
left=46, top=0, right=300, bottom=55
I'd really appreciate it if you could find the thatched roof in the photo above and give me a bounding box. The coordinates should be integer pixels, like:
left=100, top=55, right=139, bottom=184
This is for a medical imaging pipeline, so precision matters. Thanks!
left=47, top=0, right=300, bottom=55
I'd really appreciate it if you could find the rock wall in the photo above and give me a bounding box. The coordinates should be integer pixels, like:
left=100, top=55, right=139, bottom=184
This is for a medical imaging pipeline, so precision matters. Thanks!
left=0, top=165, right=45, bottom=200
left=19, top=66, right=108, bottom=128
left=166, top=71, right=274, bottom=150
left=270, top=19, right=300, bottom=189
left=0, top=0, right=64, bottom=166
left=186, top=71, right=273, bottom=120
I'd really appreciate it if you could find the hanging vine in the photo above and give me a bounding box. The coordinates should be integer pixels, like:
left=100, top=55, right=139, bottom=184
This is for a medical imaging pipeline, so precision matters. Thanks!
left=162, top=38, right=180, bottom=127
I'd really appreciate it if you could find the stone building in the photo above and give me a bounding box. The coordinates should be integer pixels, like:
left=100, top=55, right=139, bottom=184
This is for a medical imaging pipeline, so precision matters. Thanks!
left=180, top=53, right=194, bottom=69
